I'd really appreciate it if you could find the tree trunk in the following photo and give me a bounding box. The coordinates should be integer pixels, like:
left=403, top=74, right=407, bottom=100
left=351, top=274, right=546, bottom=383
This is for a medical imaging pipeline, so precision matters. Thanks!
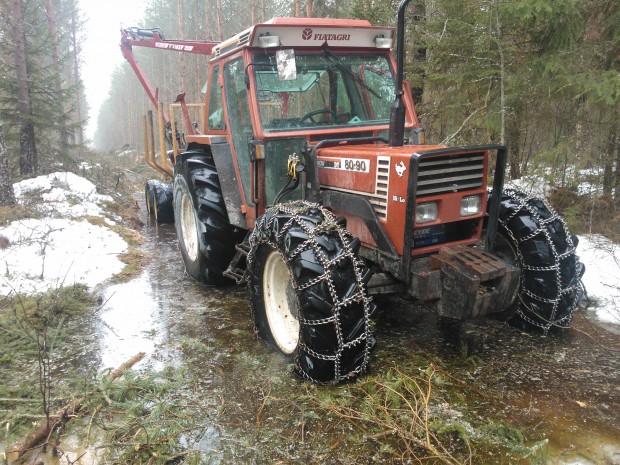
left=0, top=130, right=16, bottom=206
left=216, top=0, right=223, bottom=40
left=614, top=131, right=620, bottom=206
left=177, top=0, right=187, bottom=92
left=45, top=0, right=69, bottom=153
left=506, top=117, right=522, bottom=180
left=294, top=0, right=301, bottom=17
left=495, top=4, right=506, bottom=146
left=602, top=121, right=617, bottom=198
left=10, top=0, right=37, bottom=175
left=306, top=0, right=313, bottom=18
left=71, top=9, right=84, bottom=147
left=251, top=0, right=257, bottom=24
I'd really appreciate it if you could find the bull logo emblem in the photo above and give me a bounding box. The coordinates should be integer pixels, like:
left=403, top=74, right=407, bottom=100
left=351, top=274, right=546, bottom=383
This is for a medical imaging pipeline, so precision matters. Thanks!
left=302, top=28, right=313, bottom=40
left=395, top=161, right=406, bottom=177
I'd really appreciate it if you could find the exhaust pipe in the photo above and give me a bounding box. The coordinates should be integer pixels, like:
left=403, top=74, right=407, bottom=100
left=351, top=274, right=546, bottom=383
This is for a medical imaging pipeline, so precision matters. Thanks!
left=388, top=0, right=412, bottom=147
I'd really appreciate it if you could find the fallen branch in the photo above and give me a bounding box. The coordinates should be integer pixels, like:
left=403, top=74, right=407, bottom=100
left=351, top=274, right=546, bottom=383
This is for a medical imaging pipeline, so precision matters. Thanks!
left=109, top=352, right=146, bottom=380
left=0, top=398, right=39, bottom=403
left=7, top=351, right=146, bottom=460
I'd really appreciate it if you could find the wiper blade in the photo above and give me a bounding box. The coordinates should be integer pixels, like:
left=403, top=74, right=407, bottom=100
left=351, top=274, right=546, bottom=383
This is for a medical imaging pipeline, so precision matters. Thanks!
left=320, top=43, right=382, bottom=99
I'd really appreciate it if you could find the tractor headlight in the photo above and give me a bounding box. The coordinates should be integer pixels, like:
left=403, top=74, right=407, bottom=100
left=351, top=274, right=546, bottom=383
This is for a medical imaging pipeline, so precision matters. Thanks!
left=460, top=195, right=481, bottom=216
left=415, top=202, right=438, bottom=223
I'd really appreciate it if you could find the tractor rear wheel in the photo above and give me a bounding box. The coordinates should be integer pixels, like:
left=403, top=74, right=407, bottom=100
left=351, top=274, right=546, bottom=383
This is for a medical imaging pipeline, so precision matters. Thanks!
left=248, top=201, right=375, bottom=384
left=494, top=188, right=584, bottom=333
left=173, top=149, right=243, bottom=285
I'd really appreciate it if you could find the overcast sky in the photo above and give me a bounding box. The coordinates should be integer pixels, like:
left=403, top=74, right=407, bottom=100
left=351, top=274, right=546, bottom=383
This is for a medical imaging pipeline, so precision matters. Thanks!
left=79, top=0, right=147, bottom=142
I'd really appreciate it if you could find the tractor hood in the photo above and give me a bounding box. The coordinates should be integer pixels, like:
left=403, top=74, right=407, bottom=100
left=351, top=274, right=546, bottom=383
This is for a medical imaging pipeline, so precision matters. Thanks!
left=315, top=142, right=446, bottom=195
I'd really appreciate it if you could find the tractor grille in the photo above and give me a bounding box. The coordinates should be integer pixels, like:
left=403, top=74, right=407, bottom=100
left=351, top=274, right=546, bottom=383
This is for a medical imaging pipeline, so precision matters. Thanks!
left=416, top=152, right=485, bottom=197
left=368, top=156, right=390, bottom=219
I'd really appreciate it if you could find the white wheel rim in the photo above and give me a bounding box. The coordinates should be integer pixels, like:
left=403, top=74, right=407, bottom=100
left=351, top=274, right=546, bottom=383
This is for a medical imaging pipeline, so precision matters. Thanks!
left=180, top=192, right=198, bottom=261
left=263, top=250, right=300, bottom=354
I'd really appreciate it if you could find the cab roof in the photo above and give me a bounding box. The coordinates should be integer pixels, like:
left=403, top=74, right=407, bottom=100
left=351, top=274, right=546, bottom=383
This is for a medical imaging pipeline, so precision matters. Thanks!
left=212, top=17, right=394, bottom=59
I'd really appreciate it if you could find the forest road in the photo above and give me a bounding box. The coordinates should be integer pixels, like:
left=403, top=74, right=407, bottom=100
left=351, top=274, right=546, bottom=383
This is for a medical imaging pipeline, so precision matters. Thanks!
left=94, top=197, right=620, bottom=464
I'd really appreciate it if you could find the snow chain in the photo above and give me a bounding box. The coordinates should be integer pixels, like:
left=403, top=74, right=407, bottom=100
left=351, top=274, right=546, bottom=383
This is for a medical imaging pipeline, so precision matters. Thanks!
left=499, top=188, right=584, bottom=333
left=247, top=200, right=374, bottom=384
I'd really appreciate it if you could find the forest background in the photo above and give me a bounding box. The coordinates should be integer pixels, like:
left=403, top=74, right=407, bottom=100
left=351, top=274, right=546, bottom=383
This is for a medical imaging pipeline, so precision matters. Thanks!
left=0, top=0, right=619, bottom=237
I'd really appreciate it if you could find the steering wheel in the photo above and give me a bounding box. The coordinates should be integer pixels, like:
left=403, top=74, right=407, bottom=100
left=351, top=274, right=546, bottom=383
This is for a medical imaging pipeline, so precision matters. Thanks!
left=299, top=109, right=337, bottom=124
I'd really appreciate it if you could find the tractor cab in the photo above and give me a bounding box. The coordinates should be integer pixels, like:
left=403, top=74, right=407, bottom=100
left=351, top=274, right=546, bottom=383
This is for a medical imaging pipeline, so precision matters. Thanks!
left=191, top=18, right=423, bottom=227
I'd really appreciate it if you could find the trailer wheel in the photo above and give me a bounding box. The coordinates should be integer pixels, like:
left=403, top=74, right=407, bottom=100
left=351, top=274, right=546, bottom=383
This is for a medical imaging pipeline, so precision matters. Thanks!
left=248, top=201, right=375, bottom=384
left=145, top=181, right=155, bottom=217
left=173, top=149, right=243, bottom=285
left=493, top=188, right=584, bottom=333
left=145, top=180, right=174, bottom=223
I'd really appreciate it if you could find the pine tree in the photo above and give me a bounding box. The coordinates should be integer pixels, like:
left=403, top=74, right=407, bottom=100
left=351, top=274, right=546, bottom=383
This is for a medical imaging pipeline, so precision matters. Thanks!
left=0, top=0, right=86, bottom=174
left=6, top=0, right=38, bottom=175
left=0, top=128, right=16, bottom=205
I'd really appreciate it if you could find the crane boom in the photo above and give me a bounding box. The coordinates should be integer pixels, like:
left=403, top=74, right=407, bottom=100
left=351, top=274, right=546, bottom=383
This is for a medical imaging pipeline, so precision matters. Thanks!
left=120, top=27, right=220, bottom=123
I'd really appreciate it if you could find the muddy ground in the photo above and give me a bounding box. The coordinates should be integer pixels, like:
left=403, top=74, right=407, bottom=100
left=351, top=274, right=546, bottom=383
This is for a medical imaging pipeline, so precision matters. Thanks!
left=77, top=201, right=619, bottom=465
left=8, top=194, right=619, bottom=465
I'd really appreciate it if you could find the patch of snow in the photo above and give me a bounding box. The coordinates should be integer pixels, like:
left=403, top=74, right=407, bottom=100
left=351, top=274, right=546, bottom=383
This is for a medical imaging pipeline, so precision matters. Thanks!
left=506, top=176, right=550, bottom=198
left=0, top=218, right=127, bottom=296
left=576, top=182, right=602, bottom=196
left=1, top=172, right=129, bottom=297
left=117, top=149, right=135, bottom=158
left=13, top=171, right=113, bottom=218
left=577, top=235, right=620, bottom=325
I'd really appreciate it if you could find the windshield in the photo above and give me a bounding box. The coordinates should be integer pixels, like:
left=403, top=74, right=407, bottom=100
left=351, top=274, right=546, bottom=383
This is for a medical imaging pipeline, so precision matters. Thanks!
left=253, top=52, right=396, bottom=132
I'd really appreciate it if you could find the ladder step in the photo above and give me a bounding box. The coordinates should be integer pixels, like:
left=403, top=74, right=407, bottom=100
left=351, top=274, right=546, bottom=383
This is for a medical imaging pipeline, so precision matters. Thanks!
left=235, top=243, right=250, bottom=254
left=224, top=233, right=251, bottom=284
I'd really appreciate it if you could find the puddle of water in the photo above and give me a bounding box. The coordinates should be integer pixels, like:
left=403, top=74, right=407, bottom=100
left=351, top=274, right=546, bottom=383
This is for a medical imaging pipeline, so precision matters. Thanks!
left=98, top=272, right=160, bottom=369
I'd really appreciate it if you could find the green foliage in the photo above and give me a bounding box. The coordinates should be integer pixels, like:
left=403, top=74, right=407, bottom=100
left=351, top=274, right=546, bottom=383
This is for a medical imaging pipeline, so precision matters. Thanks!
left=480, top=422, right=549, bottom=463
left=0, top=0, right=86, bottom=173
left=310, top=364, right=553, bottom=464
left=0, top=284, right=97, bottom=442
left=88, top=365, right=215, bottom=464
left=393, top=0, right=620, bottom=225
left=3, top=284, right=96, bottom=339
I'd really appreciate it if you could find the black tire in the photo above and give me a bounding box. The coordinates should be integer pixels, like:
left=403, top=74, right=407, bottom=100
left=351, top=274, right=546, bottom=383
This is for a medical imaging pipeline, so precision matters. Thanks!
left=248, top=201, right=376, bottom=384
left=145, top=180, right=155, bottom=217
left=145, top=180, right=174, bottom=223
left=173, top=148, right=243, bottom=285
left=493, top=188, right=585, bottom=333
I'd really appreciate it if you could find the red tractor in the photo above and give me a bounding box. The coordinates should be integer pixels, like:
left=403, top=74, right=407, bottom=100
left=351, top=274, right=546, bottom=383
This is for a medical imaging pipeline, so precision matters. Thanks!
left=121, top=1, right=584, bottom=384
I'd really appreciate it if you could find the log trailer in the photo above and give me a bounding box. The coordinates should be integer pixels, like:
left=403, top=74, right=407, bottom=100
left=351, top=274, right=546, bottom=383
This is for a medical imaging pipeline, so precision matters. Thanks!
left=121, top=1, right=585, bottom=383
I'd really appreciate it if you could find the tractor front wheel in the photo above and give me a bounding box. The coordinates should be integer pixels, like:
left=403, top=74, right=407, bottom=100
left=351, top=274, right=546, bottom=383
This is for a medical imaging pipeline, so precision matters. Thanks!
left=248, top=201, right=375, bottom=384
left=494, top=188, right=584, bottom=333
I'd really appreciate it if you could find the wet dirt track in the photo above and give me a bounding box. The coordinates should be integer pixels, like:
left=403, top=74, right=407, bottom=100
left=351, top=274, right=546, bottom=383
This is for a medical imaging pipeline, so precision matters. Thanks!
left=95, top=212, right=620, bottom=465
